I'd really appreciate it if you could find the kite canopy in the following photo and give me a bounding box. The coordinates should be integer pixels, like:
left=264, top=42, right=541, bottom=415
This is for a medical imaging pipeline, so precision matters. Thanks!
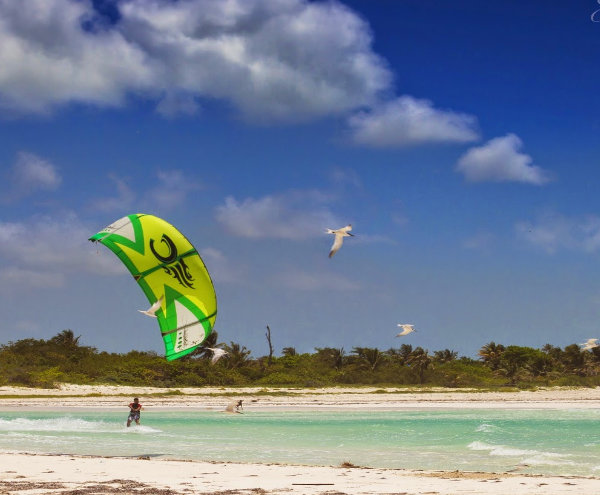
left=89, top=214, right=217, bottom=361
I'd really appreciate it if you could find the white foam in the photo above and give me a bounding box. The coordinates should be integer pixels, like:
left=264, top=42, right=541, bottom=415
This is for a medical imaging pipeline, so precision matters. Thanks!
left=0, top=417, right=161, bottom=434
left=475, top=423, right=497, bottom=433
left=468, top=441, right=572, bottom=466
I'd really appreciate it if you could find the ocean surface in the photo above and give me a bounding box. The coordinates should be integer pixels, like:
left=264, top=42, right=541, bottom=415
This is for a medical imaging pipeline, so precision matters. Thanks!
left=0, top=408, right=599, bottom=476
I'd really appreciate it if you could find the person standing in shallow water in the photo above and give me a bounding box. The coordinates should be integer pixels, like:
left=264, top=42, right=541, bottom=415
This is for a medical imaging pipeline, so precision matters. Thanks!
left=127, top=397, right=143, bottom=427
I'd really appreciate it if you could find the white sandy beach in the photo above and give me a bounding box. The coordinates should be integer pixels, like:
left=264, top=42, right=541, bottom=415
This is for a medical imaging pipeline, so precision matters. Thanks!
left=1, top=385, right=600, bottom=494
left=2, top=383, right=600, bottom=410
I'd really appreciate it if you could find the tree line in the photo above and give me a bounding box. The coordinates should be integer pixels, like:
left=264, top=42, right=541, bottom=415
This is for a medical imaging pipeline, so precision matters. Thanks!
left=1, top=330, right=600, bottom=389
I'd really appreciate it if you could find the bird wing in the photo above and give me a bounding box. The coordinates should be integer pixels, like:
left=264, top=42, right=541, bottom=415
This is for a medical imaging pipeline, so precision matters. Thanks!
left=209, top=348, right=227, bottom=364
left=340, top=224, right=352, bottom=233
left=147, top=296, right=163, bottom=315
left=396, top=324, right=414, bottom=336
left=329, top=234, right=344, bottom=258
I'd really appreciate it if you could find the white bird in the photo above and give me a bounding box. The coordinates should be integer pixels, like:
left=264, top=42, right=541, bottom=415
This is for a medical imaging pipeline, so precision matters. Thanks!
left=326, top=224, right=354, bottom=258
left=207, top=347, right=228, bottom=364
left=138, top=296, right=163, bottom=318
left=396, top=324, right=416, bottom=337
left=580, top=338, right=598, bottom=350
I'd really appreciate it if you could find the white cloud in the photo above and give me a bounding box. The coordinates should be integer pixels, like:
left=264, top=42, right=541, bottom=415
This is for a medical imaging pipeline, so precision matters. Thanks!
left=274, top=267, right=359, bottom=291
left=0, top=0, right=154, bottom=114
left=0, top=212, right=123, bottom=291
left=348, top=96, right=479, bottom=147
left=2, top=151, right=62, bottom=202
left=12, top=151, right=61, bottom=190
left=89, top=169, right=199, bottom=212
left=145, top=169, right=202, bottom=210
left=456, top=134, right=551, bottom=185
left=0, top=0, right=390, bottom=121
left=516, top=213, right=600, bottom=254
left=215, top=190, right=338, bottom=240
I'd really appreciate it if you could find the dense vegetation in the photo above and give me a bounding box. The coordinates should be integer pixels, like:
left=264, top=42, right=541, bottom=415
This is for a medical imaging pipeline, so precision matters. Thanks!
left=1, top=330, right=600, bottom=389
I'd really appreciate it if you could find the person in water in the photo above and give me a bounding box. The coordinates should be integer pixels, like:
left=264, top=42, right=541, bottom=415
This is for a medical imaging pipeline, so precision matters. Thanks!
left=224, top=399, right=243, bottom=413
left=127, top=397, right=143, bottom=427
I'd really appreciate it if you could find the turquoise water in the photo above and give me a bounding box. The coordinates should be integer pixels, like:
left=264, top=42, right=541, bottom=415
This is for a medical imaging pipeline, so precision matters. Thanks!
left=0, top=409, right=599, bottom=476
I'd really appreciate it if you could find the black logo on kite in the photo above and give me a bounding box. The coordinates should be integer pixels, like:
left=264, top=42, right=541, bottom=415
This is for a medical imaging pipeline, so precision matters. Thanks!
left=150, top=234, right=195, bottom=289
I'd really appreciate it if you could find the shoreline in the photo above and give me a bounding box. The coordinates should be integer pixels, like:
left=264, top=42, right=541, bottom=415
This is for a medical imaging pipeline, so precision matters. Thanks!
left=1, top=451, right=599, bottom=495
left=1, top=384, right=600, bottom=410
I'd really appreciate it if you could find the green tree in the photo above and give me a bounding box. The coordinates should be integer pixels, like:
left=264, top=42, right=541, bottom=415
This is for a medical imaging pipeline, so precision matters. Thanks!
left=433, top=349, right=458, bottom=364
left=479, top=342, right=505, bottom=370
left=50, top=329, right=80, bottom=349
left=223, top=341, right=251, bottom=369
left=562, top=344, right=585, bottom=375
left=314, top=347, right=345, bottom=370
left=406, top=347, right=432, bottom=384
left=351, top=347, right=382, bottom=372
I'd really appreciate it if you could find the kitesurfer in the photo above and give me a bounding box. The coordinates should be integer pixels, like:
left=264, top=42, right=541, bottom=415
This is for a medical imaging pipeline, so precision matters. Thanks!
left=224, top=399, right=244, bottom=413
left=127, top=397, right=143, bottom=427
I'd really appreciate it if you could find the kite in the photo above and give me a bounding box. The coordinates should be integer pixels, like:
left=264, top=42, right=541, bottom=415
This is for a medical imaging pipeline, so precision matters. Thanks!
left=89, top=213, right=217, bottom=361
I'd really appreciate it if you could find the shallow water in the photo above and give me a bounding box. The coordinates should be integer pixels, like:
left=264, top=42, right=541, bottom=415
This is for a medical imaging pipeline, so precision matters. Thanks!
left=0, top=409, right=599, bottom=476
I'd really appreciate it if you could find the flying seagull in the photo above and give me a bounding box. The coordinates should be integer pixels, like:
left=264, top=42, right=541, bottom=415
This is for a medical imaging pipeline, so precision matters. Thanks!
left=138, top=296, right=163, bottom=318
left=326, top=224, right=354, bottom=258
left=580, top=338, right=598, bottom=350
left=207, top=347, right=228, bottom=364
left=396, top=324, right=416, bottom=337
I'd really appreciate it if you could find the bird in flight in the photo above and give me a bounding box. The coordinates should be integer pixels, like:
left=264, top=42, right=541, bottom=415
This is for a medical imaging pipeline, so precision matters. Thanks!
left=138, top=296, right=163, bottom=318
left=396, top=324, right=416, bottom=337
left=580, top=338, right=598, bottom=350
left=207, top=347, right=228, bottom=364
left=326, top=224, right=354, bottom=258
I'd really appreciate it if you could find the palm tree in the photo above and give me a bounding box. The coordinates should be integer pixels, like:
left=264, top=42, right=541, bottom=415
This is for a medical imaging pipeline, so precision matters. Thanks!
left=315, top=347, right=346, bottom=370
left=433, top=349, right=458, bottom=364
left=223, top=341, right=251, bottom=369
left=478, top=342, right=505, bottom=370
left=50, top=330, right=80, bottom=348
left=352, top=347, right=382, bottom=372
left=406, top=347, right=432, bottom=384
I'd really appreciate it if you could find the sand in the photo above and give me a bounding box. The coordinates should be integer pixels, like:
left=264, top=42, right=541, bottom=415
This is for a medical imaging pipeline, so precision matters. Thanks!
left=1, top=384, right=600, bottom=494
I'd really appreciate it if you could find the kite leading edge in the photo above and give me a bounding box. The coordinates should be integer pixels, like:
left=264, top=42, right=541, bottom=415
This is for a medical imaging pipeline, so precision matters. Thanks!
left=89, top=213, right=217, bottom=361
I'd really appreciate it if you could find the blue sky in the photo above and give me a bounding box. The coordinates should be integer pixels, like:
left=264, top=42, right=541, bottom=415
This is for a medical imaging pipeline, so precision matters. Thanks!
left=1, top=0, right=599, bottom=359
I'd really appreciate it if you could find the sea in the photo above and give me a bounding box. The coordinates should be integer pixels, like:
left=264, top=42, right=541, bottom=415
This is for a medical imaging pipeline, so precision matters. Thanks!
left=0, top=408, right=599, bottom=477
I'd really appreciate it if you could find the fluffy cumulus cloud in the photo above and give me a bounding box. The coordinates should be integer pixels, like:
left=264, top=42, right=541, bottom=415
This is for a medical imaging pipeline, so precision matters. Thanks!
left=348, top=96, right=479, bottom=147
left=0, top=212, right=122, bottom=290
left=215, top=190, right=338, bottom=240
left=516, top=213, right=600, bottom=254
left=0, top=0, right=154, bottom=114
left=0, top=0, right=390, bottom=120
left=456, top=134, right=551, bottom=185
